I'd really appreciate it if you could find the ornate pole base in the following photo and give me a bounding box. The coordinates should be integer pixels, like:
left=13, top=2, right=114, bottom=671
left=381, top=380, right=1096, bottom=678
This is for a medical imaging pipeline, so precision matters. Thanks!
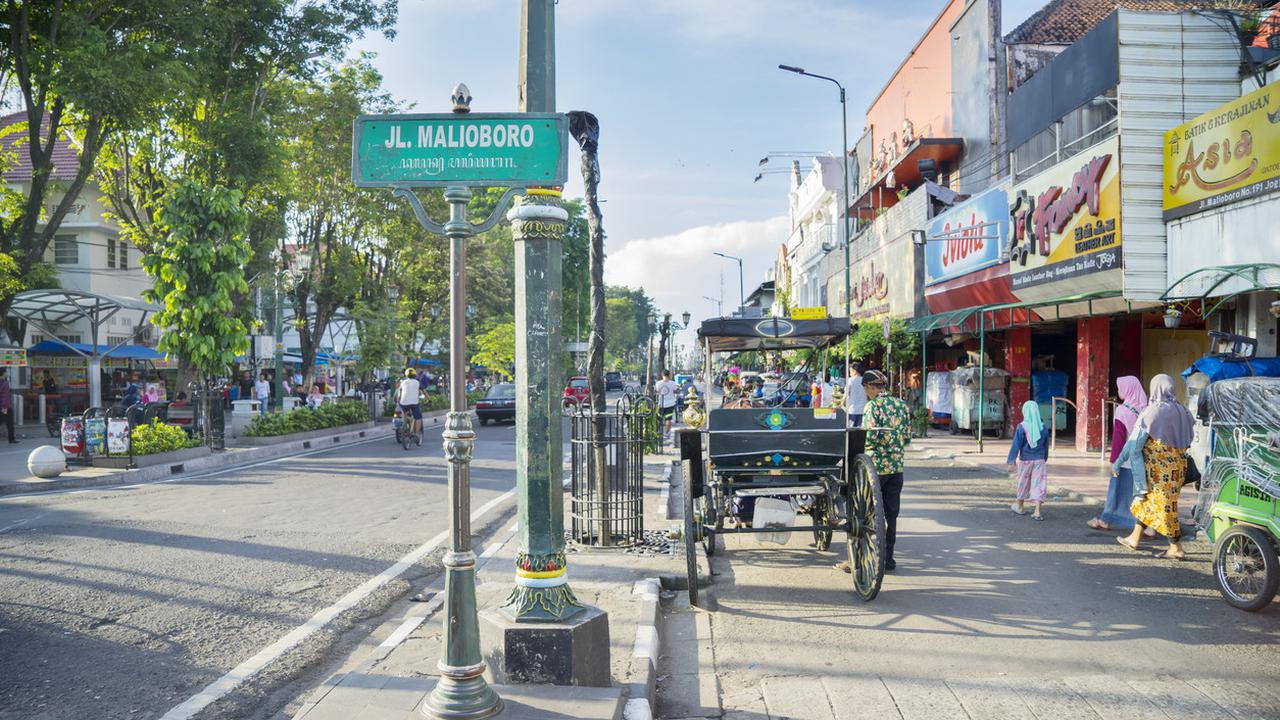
left=500, top=549, right=584, bottom=622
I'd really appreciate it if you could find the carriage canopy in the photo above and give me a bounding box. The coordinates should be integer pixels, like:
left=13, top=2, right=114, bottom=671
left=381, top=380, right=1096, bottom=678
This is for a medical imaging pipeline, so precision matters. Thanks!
left=696, top=316, right=850, bottom=353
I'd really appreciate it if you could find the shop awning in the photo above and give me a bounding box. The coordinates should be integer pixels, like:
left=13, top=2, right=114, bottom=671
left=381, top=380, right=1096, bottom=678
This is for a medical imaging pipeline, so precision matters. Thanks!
left=906, top=290, right=1128, bottom=334
left=1161, top=263, right=1280, bottom=316
left=850, top=138, right=964, bottom=221
left=27, top=340, right=164, bottom=360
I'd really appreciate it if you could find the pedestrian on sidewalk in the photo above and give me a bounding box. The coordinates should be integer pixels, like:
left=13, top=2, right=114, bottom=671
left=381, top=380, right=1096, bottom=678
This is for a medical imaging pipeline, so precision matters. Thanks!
left=0, top=367, right=16, bottom=444
left=1115, top=374, right=1195, bottom=560
left=1088, top=375, right=1147, bottom=532
left=844, top=362, right=867, bottom=428
left=255, top=372, right=271, bottom=416
left=1007, top=400, right=1050, bottom=520
left=656, top=370, right=679, bottom=445
left=837, top=369, right=909, bottom=573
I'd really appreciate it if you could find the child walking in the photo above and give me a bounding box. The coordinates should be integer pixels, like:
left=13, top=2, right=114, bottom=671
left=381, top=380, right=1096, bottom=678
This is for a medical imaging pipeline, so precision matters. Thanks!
left=1007, top=399, right=1050, bottom=520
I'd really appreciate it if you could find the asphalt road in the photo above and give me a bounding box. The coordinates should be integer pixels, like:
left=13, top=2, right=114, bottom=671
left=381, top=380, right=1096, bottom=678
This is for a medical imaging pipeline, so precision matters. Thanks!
left=696, top=458, right=1280, bottom=718
left=0, top=413, right=536, bottom=720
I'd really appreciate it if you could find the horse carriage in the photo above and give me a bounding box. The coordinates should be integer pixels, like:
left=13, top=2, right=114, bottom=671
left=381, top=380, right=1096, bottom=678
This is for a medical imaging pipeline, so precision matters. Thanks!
left=676, top=316, right=887, bottom=605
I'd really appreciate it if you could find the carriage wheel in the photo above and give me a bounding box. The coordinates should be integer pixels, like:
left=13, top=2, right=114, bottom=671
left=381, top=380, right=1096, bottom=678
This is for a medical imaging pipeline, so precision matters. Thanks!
left=699, top=491, right=718, bottom=557
left=810, top=494, right=832, bottom=551
left=846, top=455, right=886, bottom=602
left=1214, top=525, right=1279, bottom=612
left=682, top=460, right=701, bottom=607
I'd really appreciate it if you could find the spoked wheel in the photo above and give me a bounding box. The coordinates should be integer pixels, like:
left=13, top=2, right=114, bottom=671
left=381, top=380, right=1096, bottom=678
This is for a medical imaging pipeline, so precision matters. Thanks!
left=1214, top=525, right=1280, bottom=612
left=846, top=455, right=886, bottom=602
left=699, top=491, right=718, bottom=557
left=401, top=424, right=413, bottom=451
left=810, top=493, right=833, bottom=551
left=682, top=459, right=701, bottom=607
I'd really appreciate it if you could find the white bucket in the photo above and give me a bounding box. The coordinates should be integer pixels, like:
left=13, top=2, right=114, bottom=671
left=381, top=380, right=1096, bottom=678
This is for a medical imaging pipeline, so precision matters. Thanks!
left=753, top=498, right=794, bottom=545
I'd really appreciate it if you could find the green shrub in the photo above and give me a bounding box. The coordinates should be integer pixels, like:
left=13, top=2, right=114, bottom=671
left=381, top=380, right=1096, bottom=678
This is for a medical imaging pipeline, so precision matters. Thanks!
left=132, top=420, right=200, bottom=455
left=243, top=400, right=370, bottom=437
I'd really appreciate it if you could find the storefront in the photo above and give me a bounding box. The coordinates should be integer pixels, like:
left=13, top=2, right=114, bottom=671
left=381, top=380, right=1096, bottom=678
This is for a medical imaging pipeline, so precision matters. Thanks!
left=22, top=341, right=174, bottom=422
left=1163, top=80, right=1280, bottom=363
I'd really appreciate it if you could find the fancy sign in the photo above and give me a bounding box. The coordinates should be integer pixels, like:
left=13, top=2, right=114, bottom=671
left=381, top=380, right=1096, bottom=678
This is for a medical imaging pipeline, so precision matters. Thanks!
left=352, top=112, right=568, bottom=187
left=1007, top=136, right=1122, bottom=298
left=1163, top=80, right=1280, bottom=221
left=925, top=185, right=1009, bottom=285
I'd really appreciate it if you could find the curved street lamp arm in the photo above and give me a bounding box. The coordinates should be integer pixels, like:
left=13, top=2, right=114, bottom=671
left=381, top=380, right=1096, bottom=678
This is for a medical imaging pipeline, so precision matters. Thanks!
left=392, top=186, right=525, bottom=236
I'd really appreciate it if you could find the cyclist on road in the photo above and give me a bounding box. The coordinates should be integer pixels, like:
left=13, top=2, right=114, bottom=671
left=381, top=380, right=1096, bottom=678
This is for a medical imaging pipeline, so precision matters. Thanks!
left=397, top=369, right=424, bottom=440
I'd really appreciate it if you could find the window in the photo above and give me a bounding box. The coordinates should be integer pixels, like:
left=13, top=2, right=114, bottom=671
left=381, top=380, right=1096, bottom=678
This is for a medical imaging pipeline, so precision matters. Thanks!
left=107, top=238, right=116, bottom=269
left=29, top=333, right=46, bottom=345
left=119, top=241, right=128, bottom=269
left=56, top=334, right=82, bottom=345
left=54, top=234, right=78, bottom=264
left=107, top=335, right=132, bottom=346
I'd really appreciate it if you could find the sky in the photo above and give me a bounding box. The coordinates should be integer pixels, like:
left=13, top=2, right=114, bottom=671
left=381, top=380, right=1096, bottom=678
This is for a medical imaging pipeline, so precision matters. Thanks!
left=352, top=0, right=1045, bottom=350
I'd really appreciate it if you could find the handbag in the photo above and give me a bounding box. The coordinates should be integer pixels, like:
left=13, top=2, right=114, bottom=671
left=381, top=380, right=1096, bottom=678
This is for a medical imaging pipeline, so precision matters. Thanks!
left=1183, top=453, right=1202, bottom=488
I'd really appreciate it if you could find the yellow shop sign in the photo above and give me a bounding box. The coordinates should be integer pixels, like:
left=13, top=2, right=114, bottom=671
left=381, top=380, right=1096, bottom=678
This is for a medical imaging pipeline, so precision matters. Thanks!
left=1163, top=80, right=1280, bottom=221
left=790, top=306, right=827, bottom=320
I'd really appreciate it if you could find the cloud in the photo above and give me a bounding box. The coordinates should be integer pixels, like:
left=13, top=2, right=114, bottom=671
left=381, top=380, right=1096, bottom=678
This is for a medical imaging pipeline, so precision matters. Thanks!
left=605, top=215, right=788, bottom=332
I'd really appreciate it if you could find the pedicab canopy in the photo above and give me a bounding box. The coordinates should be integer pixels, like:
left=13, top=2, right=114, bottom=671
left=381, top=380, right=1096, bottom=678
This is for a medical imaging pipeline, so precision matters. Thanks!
left=697, top=316, right=850, bottom=353
left=1196, top=377, right=1280, bottom=428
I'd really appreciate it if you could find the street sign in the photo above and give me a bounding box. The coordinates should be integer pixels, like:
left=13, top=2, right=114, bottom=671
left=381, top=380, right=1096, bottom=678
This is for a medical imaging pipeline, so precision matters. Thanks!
left=352, top=112, right=568, bottom=188
left=790, top=306, right=828, bottom=320
left=883, top=317, right=892, bottom=340
left=0, top=348, right=26, bottom=367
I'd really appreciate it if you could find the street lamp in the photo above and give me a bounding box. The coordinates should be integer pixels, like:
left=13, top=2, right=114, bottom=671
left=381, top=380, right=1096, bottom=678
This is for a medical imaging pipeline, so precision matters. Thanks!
left=780, top=63, right=851, bottom=372
left=645, top=310, right=658, bottom=394
left=713, top=252, right=745, bottom=313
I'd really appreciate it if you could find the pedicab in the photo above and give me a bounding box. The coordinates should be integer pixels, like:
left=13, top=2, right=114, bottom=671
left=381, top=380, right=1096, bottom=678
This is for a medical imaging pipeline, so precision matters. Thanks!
left=1192, top=376, right=1280, bottom=611
left=677, top=316, right=887, bottom=606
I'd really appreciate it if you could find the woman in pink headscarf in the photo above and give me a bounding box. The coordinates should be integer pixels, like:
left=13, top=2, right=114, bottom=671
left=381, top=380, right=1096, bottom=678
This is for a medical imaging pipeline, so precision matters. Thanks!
left=1086, top=376, right=1147, bottom=531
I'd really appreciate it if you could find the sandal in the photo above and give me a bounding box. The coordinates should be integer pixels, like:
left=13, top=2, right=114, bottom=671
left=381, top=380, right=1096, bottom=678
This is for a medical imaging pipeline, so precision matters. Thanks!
left=1086, top=518, right=1111, bottom=531
left=1010, top=504, right=1027, bottom=516
left=1162, top=549, right=1187, bottom=561
left=1032, top=514, right=1045, bottom=521
left=1116, top=537, right=1141, bottom=551
left=834, top=561, right=852, bottom=573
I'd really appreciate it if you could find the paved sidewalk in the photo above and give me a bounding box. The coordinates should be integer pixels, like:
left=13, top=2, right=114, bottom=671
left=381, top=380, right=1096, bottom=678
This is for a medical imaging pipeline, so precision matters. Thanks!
left=291, top=451, right=685, bottom=719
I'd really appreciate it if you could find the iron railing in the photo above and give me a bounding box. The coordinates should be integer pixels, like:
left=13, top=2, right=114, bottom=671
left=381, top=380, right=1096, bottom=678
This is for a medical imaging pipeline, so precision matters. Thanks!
left=569, top=394, right=654, bottom=547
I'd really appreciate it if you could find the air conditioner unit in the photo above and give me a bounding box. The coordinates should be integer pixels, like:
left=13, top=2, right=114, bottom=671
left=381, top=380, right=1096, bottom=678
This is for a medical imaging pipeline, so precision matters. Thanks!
left=821, top=241, right=834, bottom=253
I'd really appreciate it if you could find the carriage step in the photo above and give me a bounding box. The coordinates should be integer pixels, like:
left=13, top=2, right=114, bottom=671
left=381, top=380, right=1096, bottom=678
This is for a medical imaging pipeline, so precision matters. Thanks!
left=732, top=484, right=826, bottom=497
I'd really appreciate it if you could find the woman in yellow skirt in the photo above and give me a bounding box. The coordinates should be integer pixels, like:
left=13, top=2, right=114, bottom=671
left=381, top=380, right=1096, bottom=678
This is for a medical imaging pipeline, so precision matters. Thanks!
left=1112, top=374, right=1195, bottom=560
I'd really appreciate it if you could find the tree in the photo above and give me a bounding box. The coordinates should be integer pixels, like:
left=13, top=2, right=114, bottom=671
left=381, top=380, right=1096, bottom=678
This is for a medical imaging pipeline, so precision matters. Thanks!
left=604, top=298, right=638, bottom=367
left=142, top=182, right=252, bottom=377
left=280, top=57, right=395, bottom=389
left=471, top=320, right=516, bottom=375
left=0, top=0, right=196, bottom=322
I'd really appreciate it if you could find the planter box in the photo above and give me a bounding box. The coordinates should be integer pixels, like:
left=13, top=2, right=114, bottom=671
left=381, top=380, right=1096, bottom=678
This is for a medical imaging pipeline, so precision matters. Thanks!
left=97, top=443, right=212, bottom=471
left=233, top=421, right=376, bottom=447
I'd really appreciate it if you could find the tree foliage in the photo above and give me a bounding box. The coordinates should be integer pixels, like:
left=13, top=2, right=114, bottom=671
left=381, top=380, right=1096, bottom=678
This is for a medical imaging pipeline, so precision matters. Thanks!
left=471, top=319, right=516, bottom=374
left=142, top=182, right=252, bottom=376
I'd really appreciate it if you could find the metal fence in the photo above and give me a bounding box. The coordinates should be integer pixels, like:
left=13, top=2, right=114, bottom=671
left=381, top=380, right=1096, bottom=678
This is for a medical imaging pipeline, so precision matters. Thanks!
left=569, top=394, right=653, bottom=547
left=189, top=381, right=227, bottom=450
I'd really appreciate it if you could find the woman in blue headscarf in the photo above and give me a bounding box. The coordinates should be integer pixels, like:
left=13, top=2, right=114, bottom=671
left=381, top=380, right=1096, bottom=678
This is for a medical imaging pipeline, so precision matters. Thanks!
left=1007, top=399, right=1050, bottom=520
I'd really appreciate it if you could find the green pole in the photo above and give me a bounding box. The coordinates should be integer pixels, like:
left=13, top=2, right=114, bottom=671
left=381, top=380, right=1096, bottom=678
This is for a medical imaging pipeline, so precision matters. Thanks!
left=500, top=0, right=581, bottom=623
left=920, top=330, right=927, bottom=435
left=977, top=311, right=985, bottom=453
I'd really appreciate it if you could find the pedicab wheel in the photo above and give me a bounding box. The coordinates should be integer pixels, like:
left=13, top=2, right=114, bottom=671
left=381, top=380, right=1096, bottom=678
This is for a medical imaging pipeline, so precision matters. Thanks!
left=1214, top=525, right=1280, bottom=612
left=846, top=455, right=886, bottom=602
left=811, top=493, right=833, bottom=552
left=682, top=460, right=701, bottom=607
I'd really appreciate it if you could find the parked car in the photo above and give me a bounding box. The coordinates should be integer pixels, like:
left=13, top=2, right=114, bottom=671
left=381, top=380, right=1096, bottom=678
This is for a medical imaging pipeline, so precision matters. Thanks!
left=605, top=371, right=625, bottom=391
left=476, top=383, right=516, bottom=425
left=563, top=376, right=590, bottom=407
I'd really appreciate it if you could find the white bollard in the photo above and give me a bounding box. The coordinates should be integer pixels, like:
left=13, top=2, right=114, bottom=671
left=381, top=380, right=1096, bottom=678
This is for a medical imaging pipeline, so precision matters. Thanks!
left=27, top=445, right=66, bottom=478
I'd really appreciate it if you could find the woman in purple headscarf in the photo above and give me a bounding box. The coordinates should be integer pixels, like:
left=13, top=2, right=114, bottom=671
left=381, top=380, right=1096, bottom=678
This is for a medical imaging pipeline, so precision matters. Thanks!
left=1114, top=374, right=1195, bottom=559
left=1087, top=376, right=1147, bottom=531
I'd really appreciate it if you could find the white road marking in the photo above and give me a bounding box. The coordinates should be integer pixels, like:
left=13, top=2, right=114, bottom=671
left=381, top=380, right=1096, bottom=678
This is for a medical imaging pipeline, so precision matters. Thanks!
left=158, top=488, right=515, bottom=720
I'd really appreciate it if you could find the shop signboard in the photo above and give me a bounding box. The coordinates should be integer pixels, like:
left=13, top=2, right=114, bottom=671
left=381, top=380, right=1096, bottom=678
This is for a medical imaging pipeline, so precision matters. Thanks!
left=924, top=184, right=1009, bottom=286
left=0, top=348, right=26, bottom=367
left=1163, top=80, right=1280, bottom=221
left=1008, top=135, right=1122, bottom=300
left=790, top=306, right=827, bottom=320
left=352, top=113, right=568, bottom=188
left=831, top=241, right=920, bottom=322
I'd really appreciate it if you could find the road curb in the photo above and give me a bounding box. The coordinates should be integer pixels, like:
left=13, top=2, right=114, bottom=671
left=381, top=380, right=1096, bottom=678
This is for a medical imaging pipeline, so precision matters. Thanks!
left=1, top=409, right=459, bottom=496
left=624, top=577, right=662, bottom=720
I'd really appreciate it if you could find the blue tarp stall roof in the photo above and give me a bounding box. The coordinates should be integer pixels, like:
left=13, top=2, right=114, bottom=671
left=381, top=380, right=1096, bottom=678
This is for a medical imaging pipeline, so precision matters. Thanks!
left=1182, top=356, right=1280, bottom=383
left=27, top=340, right=164, bottom=360
left=408, top=358, right=442, bottom=366
left=279, top=351, right=352, bottom=366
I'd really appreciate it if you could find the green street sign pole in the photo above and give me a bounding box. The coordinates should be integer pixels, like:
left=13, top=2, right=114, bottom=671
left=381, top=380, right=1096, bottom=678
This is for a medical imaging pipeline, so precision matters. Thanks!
left=353, top=84, right=566, bottom=719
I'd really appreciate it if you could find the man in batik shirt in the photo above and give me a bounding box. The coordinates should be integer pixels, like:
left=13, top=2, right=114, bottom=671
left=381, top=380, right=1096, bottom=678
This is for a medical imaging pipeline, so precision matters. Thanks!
left=843, top=369, right=910, bottom=572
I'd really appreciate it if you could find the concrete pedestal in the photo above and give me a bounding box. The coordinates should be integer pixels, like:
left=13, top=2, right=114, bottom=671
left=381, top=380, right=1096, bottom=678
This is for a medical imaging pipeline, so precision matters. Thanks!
left=479, top=605, right=610, bottom=687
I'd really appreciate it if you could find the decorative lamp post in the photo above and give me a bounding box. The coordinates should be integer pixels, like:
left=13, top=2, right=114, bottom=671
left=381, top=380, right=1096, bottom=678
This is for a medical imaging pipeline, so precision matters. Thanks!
left=713, top=252, right=745, bottom=313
